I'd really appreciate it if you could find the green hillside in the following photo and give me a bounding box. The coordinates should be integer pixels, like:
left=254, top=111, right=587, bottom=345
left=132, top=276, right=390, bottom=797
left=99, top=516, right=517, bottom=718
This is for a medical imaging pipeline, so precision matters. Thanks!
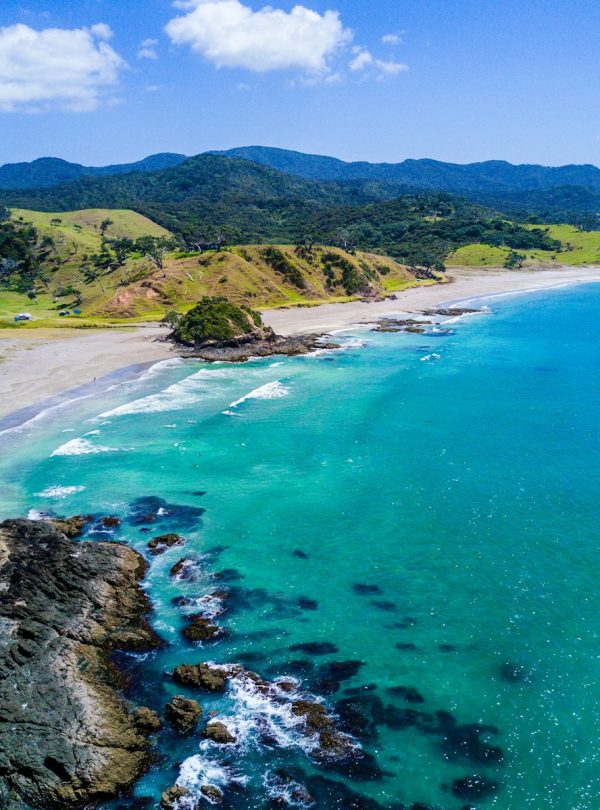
left=447, top=224, right=600, bottom=267
left=0, top=208, right=428, bottom=327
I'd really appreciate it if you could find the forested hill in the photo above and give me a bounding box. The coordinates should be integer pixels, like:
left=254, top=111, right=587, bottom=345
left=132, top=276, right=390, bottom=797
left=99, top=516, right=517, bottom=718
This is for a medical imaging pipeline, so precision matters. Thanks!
left=0, top=154, right=561, bottom=268
left=0, top=153, right=187, bottom=190
left=218, top=146, right=600, bottom=192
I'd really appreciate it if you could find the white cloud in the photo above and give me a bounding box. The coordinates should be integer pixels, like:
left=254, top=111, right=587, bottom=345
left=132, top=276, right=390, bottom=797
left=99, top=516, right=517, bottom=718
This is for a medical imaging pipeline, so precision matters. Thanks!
left=382, top=33, right=402, bottom=45
left=350, top=47, right=406, bottom=79
left=138, top=38, right=159, bottom=60
left=350, top=48, right=373, bottom=72
left=0, top=23, right=125, bottom=112
left=374, top=59, right=408, bottom=76
left=165, top=0, right=352, bottom=74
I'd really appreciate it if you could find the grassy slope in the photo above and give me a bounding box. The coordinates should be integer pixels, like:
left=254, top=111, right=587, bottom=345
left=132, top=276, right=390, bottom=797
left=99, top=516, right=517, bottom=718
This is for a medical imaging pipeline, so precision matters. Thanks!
left=96, top=245, right=421, bottom=319
left=1, top=209, right=425, bottom=327
left=447, top=224, right=600, bottom=268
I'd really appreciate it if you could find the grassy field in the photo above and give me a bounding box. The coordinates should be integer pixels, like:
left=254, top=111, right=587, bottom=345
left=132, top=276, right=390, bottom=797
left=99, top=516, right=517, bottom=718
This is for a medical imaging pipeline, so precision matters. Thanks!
left=1, top=208, right=426, bottom=327
left=447, top=224, right=600, bottom=268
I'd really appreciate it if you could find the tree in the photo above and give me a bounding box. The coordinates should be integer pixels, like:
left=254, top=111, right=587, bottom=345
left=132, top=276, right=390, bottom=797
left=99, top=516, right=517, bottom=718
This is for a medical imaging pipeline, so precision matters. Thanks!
left=100, top=218, right=113, bottom=237
left=504, top=251, right=526, bottom=269
left=134, top=236, right=175, bottom=271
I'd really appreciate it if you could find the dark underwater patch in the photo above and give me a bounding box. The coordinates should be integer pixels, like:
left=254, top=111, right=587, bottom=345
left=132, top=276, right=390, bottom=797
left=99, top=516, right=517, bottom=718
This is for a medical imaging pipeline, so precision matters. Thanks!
left=353, top=583, right=382, bottom=595
left=289, top=641, right=339, bottom=656
left=127, top=496, right=205, bottom=530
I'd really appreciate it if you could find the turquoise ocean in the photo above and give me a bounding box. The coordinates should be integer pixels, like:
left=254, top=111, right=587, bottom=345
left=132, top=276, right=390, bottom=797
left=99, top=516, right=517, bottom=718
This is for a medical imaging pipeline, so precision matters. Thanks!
left=1, top=283, right=599, bottom=810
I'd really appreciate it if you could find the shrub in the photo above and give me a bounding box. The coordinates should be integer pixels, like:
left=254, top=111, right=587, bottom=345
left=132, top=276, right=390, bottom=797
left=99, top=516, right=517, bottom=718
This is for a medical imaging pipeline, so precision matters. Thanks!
left=263, top=247, right=306, bottom=289
left=172, top=296, right=264, bottom=346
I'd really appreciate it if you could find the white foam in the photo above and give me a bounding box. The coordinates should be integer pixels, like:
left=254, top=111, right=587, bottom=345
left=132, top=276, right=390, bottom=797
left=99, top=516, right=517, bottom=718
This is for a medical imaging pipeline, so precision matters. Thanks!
left=226, top=380, right=290, bottom=412
left=177, top=756, right=247, bottom=807
left=35, top=485, right=85, bottom=499
left=263, top=770, right=315, bottom=808
left=51, top=437, right=119, bottom=457
left=420, top=353, right=441, bottom=362
left=98, top=367, right=236, bottom=417
left=27, top=509, right=50, bottom=521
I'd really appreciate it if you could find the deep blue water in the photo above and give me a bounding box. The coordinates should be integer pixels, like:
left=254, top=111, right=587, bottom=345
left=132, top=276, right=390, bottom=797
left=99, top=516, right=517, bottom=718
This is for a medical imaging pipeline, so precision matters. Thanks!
left=1, top=283, right=599, bottom=810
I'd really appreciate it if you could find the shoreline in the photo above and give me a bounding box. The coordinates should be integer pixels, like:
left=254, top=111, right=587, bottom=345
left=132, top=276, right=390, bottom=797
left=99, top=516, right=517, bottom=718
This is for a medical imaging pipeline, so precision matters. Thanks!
left=2, top=266, right=600, bottom=431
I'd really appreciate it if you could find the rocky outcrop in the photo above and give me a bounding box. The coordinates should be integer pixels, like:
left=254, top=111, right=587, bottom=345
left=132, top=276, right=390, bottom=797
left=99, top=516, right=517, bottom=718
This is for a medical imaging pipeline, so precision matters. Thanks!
left=148, top=533, right=185, bottom=556
left=203, top=721, right=236, bottom=745
left=161, top=784, right=191, bottom=810
left=165, top=696, right=202, bottom=733
left=181, top=615, right=221, bottom=643
left=173, top=662, right=231, bottom=692
left=131, top=707, right=162, bottom=733
left=183, top=333, right=336, bottom=363
left=0, top=518, right=162, bottom=810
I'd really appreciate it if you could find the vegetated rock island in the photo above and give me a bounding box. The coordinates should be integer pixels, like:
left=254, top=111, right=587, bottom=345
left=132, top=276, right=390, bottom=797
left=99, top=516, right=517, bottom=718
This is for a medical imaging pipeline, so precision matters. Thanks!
left=0, top=518, right=163, bottom=809
left=167, top=295, right=337, bottom=360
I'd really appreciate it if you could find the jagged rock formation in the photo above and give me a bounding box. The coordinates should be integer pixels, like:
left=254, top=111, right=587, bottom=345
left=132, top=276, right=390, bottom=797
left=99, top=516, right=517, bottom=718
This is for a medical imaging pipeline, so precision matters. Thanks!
left=0, top=519, right=162, bottom=809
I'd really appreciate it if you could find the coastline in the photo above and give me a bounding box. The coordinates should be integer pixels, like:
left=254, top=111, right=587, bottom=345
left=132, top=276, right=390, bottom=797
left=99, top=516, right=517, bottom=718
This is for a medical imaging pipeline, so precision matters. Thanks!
left=262, top=266, right=600, bottom=335
left=2, top=266, right=600, bottom=429
left=0, top=324, right=174, bottom=425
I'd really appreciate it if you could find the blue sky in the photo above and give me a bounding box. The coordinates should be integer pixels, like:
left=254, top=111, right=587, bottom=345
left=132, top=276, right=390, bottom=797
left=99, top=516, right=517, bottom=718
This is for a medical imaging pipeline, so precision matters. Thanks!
left=1, top=0, right=599, bottom=167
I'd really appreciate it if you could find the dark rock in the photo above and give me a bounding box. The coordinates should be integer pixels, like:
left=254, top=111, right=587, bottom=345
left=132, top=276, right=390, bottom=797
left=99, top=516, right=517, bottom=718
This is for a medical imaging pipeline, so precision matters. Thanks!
left=421, top=307, right=481, bottom=317
left=203, top=721, right=236, bottom=744
left=201, top=784, right=224, bottom=803
left=353, top=583, right=382, bottom=595
left=170, top=557, right=189, bottom=576
left=291, top=700, right=355, bottom=760
left=386, top=686, right=425, bottom=704
left=50, top=514, right=93, bottom=537
left=293, top=549, right=310, bottom=559
left=183, top=333, right=338, bottom=363
left=173, top=662, right=230, bottom=692
left=101, top=515, right=121, bottom=528
left=131, top=707, right=162, bottom=733
left=161, top=785, right=190, bottom=809
left=451, top=775, right=500, bottom=801
left=165, top=695, right=202, bottom=733
left=181, top=615, right=221, bottom=643
left=0, top=518, right=162, bottom=810
left=289, top=641, right=339, bottom=656
left=147, top=533, right=185, bottom=556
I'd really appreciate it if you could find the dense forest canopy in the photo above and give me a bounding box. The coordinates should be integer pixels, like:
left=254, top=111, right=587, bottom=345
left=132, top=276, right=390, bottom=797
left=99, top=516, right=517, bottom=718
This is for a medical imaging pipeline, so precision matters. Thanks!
left=0, top=155, right=563, bottom=269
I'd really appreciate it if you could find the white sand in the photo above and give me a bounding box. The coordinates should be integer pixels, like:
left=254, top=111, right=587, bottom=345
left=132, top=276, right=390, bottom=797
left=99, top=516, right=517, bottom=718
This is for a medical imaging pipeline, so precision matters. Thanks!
left=262, top=267, right=600, bottom=335
left=0, top=325, right=173, bottom=422
left=2, top=267, right=600, bottom=425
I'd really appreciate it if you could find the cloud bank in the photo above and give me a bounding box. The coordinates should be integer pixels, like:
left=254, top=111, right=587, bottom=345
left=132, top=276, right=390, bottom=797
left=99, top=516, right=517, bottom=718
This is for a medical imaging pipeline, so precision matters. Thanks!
left=0, top=23, right=125, bottom=112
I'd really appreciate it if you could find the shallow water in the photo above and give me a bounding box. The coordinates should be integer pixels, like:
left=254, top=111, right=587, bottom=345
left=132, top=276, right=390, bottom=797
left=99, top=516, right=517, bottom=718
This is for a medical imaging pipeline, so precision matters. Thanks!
left=1, top=284, right=599, bottom=809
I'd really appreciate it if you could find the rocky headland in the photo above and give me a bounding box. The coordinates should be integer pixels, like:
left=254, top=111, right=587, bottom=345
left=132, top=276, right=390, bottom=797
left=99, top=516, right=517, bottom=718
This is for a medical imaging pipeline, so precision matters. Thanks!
left=0, top=518, right=162, bottom=809
left=168, top=295, right=337, bottom=361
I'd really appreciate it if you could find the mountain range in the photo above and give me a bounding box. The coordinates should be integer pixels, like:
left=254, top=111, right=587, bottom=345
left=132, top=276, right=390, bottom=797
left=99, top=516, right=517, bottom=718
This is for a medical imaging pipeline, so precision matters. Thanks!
left=3, top=146, right=600, bottom=197
left=0, top=153, right=187, bottom=190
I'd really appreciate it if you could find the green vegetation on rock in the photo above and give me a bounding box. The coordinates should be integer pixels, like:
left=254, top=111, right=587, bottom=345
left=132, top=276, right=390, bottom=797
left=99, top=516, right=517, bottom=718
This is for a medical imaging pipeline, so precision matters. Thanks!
left=171, top=296, right=266, bottom=346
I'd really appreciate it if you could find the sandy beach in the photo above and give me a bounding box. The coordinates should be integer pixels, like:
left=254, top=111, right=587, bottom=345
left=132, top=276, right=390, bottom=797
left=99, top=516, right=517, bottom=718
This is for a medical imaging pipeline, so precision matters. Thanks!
left=262, top=266, right=600, bottom=335
left=1, top=266, right=600, bottom=427
left=0, top=324, right=173, bottom=424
